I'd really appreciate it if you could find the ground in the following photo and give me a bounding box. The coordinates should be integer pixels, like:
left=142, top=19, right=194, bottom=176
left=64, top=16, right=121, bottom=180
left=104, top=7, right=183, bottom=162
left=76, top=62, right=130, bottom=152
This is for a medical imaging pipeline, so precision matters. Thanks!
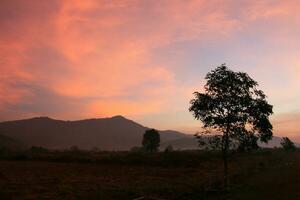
left=0, top=150, right=299, bottom=200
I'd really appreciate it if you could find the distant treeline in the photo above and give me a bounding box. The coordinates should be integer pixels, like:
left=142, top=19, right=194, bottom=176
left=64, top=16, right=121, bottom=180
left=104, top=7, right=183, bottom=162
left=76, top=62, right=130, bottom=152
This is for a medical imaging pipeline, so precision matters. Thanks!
left=0, top=145, right=298, bottom=166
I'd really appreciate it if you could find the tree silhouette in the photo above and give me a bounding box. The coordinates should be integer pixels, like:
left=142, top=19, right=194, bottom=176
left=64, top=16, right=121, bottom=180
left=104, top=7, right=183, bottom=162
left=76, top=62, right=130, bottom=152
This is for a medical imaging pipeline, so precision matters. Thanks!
left=281, top=137, right=296, bottom=151
left=194, top=131, right=223, bottom=151
left=236, top=132, right=259, bottom=152
left=164, top=144, right=174, bottom=153
left=189, top=64, right=273, bottom=190
left=142, top=129, right=160, bottom=152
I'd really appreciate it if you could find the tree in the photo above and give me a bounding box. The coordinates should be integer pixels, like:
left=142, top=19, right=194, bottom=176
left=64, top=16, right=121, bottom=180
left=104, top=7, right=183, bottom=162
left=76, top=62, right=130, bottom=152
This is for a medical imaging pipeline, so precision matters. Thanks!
left=281, top=137, right=296, bottom=151
left=130, top=146, right=144, bottom=153
left=30, top=146, right=49, bottom=153
left=194, top=131, right=223, bottom=151
left=164, top=145, right=174, bottom=153
left=142, top=129, right=160, bottom=152
left=189, top=64, right=273, bottom=190
left=236, top=132, right=259, bottom=152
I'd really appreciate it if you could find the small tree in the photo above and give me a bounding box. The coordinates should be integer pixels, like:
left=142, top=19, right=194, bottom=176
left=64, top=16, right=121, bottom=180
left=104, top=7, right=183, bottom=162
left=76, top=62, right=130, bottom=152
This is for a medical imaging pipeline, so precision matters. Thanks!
left=236, top=132, right=259, bottom=152
left=189, top=64, right=273, bottom=190
left=195, top=132, right=223, bottom=151
left=30, top=146, right=49, bottom=153
left=142, top=129, right=160, bottom=152
left=130, top=146, right=144, bottom=153
left=164, top=145, right=174, bottom=153
left=281, top=137, right=296, bottom=151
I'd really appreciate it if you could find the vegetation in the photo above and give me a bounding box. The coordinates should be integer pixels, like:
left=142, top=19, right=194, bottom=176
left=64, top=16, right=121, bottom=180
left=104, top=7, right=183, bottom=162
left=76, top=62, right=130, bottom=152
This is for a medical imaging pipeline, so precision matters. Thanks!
left=281, top=137, right=296, bottom=151
left=29, top=146, right=49, bottom=153
left=194, top=133, right=223, bottom=151
left=130, top=146, right=145, bottom=153
left=0, top=148, right=299, bottom=200
left=142, top=129, right=160, bottom=152
left=189, top=64, right=273, bottom=190
left=164, top=145, right=174, bottom=153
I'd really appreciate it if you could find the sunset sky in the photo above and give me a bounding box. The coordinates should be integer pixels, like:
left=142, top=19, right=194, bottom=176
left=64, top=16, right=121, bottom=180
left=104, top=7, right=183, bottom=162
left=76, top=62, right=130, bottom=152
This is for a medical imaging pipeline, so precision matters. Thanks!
left=0, top=0, right=300, bottom=141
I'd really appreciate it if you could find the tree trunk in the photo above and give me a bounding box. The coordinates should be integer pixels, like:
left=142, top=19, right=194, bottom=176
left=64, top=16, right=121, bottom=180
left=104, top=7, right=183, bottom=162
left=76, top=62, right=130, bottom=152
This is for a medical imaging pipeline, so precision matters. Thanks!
left=223, top=128, right=230, bottom=191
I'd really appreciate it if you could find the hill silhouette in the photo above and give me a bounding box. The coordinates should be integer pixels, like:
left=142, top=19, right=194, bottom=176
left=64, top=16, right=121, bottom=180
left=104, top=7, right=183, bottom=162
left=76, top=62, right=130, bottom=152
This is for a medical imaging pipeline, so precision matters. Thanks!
left=0, top=116, right=198, bottom=150
left=0, top=134, right=24, bottom=150
left=0, top=116, right=290, bottom=150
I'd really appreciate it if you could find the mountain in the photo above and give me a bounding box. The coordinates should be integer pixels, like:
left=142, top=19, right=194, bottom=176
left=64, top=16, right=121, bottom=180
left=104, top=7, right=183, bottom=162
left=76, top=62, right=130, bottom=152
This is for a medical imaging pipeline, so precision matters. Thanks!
left=259, top=136, right=300, bottom=148
left=0, top=116, right=197, bottom=150
left=0, top=116, right=292, bottom=150
left=0, top=134, right=24, bottom=150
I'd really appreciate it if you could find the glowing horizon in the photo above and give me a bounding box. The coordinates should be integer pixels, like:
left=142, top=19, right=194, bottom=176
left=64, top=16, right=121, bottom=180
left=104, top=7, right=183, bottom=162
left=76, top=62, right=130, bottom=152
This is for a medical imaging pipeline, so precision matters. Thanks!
left=0, top=0, right=299, bottom=141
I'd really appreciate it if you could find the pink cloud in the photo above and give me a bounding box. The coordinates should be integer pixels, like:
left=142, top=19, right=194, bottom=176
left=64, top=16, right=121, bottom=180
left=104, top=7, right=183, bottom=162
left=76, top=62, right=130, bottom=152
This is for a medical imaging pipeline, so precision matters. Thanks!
left=0, top=0, right=300, bottom=136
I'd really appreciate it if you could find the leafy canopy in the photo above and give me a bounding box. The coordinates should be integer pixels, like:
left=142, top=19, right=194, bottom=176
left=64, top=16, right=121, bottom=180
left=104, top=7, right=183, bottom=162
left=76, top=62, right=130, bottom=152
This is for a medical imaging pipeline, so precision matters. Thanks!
left=142, top=129, right=160, bottom=152
left=189, top=64, right=273, bottom=147
left=281, top=137, right=296, bottom=151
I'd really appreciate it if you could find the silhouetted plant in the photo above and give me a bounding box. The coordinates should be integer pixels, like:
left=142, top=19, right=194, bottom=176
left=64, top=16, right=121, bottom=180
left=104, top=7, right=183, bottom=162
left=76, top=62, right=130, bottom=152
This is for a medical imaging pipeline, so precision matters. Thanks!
left=142, top=129, right=160, bottom=153
left=69, top=145, right=80, bottom=152
left=280, top=137, right=296, bottom=151
left=189, top=64, right=273, bottom=190
left=91, top=147, right=101, bottom=152
left=130, top=146, right=145, bottom=153
left=68, top=145, right=85, bottom=157
left=236, top=132, right=259, bottom=152
left=164, top=145, right=174, bottom=153
left=194, top=131, right=223, bottom=151
left=29, top=146, right=48, bottom=153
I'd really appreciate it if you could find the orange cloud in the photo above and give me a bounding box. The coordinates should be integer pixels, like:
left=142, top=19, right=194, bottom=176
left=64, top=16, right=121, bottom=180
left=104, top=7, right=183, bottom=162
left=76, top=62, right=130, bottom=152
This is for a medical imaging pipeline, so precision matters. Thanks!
left=0, top=0, right=300, bottom=138
left=87, top=99, right=164, bottom=118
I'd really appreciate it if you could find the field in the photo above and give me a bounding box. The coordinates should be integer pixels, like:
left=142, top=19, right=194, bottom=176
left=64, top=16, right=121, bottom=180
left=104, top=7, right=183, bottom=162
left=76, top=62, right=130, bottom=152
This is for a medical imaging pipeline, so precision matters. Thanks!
left=0, top=150, right=299, bottom=200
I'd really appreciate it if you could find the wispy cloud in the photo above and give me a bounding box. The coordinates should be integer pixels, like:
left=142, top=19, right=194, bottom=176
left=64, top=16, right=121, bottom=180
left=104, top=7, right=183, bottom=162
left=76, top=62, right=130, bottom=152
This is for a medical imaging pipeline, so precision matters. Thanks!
left=0, top=0, right=299, bottom=139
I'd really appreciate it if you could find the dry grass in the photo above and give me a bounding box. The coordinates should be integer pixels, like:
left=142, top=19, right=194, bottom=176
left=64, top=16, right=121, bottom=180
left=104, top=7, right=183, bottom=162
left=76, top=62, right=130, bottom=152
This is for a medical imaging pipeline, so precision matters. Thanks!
left=0, top=150, right=298, bottom=200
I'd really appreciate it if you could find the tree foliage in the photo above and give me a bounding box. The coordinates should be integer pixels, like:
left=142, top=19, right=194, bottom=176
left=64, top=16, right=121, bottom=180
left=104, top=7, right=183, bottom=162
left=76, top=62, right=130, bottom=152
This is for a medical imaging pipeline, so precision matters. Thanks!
left=142, top=129, right=160, bottom=152
left=164, top=145, right=174, bottom=153
left=281, top=137, right=296, bottom=151
left=194, top=132, right=223, bottom=151
left=189, top=64, right=273, bottom=189
left=236, top=132, right=259, bottom=152
left=189, top=64, right=273, bottom=149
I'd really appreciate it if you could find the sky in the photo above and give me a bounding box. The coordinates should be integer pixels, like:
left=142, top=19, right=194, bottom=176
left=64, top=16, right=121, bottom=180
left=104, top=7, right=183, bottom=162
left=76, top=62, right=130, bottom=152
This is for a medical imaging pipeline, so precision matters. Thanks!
left=0, top=0, right=300, bottom=141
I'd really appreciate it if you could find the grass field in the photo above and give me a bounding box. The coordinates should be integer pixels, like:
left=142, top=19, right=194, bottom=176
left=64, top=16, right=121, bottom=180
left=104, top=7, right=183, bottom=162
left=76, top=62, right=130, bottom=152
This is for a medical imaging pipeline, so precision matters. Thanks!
left=0, top=150, right=299, bottom=200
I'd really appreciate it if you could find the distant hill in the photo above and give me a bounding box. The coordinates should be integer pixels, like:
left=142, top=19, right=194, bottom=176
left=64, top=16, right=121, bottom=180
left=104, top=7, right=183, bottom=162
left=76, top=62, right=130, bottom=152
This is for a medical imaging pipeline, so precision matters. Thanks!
left=0, top=116, right=291, bottom=150
left=259, top=136, right=300, bottom=148
left=0, top=134, right=24, bottom=150
left=0, top=116, right=197, bottom=150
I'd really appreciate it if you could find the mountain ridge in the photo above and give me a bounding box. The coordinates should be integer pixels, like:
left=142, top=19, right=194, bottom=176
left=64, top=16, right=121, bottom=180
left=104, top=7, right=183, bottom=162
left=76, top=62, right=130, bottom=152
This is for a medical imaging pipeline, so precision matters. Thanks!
left=0, top=115, right=197, bottom=150
left=0, top=116, right=293, bottom=150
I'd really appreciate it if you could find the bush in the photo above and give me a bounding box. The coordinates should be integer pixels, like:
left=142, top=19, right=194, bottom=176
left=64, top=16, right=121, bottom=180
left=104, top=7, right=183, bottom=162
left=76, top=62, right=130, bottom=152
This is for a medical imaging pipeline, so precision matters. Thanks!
left=164, top=145, right=174, bottom=153
left=280, top=137, right=296, bottom=151
left=29, top=146, right=49, bottom=153
left=130, top=146, right=144, bottom=153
